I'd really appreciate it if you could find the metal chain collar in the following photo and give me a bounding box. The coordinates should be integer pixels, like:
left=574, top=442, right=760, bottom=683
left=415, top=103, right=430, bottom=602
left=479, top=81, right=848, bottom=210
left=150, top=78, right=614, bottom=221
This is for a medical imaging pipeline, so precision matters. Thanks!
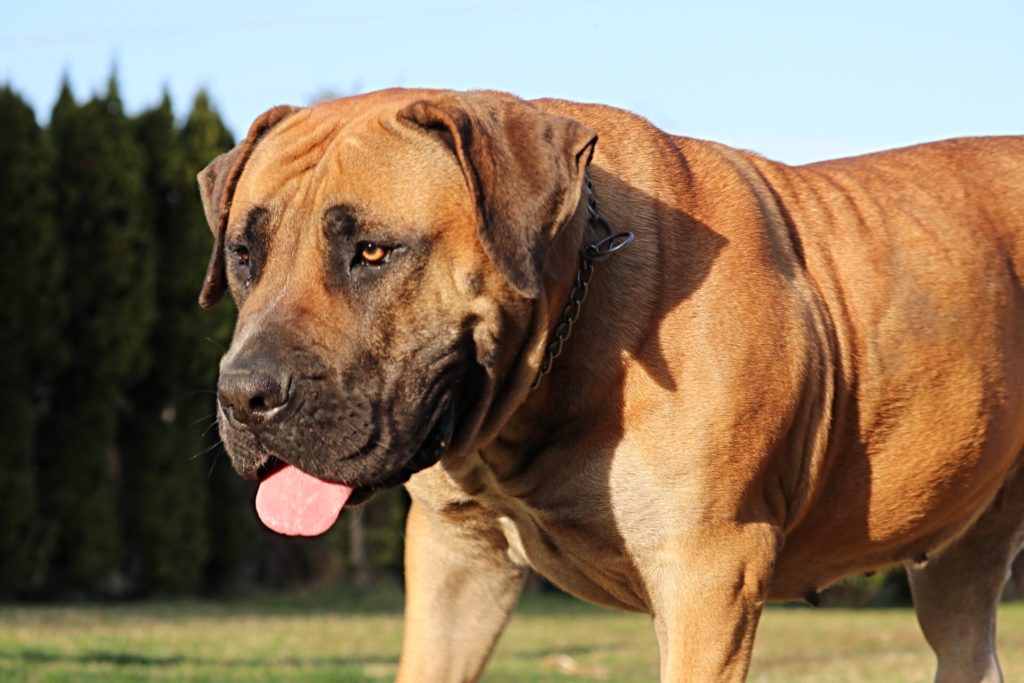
left=530, top=173, right=635, bottom=390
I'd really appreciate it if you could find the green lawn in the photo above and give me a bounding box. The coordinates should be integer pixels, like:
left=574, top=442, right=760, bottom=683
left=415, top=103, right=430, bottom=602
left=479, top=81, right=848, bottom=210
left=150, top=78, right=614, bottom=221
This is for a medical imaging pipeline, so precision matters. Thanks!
left=1, top=588, right=1022, bottom=682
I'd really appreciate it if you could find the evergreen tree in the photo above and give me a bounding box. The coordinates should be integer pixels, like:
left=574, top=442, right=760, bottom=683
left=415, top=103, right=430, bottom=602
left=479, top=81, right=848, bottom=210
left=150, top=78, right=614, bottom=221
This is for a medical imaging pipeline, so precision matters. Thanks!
left=366, top=490, right=408, bottom=575
left=39, top=75, right=156, bottom=593
left=177, top=91, right=236, bottom=394
left=120, top=92, right=213, bottom=593
left=0, top=86, right=66, bottom=595
left=178, top=92, right=261, bottom=589
left=340, top=489, right=409, bottom=585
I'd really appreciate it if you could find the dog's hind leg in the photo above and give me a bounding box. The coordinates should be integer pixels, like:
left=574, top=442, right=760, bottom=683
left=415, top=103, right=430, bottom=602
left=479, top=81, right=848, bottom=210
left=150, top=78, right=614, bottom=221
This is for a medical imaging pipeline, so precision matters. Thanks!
left=908, top=463, right=1024, bottom=683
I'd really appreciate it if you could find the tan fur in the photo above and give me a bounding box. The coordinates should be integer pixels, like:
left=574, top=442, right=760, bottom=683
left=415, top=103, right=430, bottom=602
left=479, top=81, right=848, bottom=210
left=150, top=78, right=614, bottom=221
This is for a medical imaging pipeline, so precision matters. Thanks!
left=199, top=89, right=1024, bottom=682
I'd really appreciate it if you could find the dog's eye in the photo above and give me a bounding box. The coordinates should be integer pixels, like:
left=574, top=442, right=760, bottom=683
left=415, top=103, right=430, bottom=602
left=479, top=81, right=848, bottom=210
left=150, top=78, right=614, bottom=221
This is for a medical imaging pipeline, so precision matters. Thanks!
left=229, top=245, right=255, bottom=289
left=232, top=246, right=250, bottom=267
left=354, top=242, right=392, bottom=267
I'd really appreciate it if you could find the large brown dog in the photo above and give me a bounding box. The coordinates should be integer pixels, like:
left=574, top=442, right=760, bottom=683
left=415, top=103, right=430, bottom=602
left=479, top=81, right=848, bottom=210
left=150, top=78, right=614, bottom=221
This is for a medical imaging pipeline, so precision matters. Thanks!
left=198, top=88, right=1024, bottom=681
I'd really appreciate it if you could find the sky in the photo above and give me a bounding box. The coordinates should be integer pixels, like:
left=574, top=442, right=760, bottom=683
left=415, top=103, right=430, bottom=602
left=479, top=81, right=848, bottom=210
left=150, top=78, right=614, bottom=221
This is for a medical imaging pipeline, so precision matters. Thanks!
left=2, top=0, right=1022, bottom=164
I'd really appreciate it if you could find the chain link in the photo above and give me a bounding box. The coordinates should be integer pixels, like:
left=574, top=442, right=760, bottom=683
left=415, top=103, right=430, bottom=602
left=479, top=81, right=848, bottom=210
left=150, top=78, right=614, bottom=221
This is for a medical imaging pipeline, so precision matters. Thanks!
left=530, top=173, right=634, bottom=390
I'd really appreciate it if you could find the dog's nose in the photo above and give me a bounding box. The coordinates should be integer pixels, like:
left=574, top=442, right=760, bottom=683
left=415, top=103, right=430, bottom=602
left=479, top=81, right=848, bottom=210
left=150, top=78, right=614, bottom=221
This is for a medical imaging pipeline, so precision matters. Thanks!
left=218, top=366, right=291, bottom=425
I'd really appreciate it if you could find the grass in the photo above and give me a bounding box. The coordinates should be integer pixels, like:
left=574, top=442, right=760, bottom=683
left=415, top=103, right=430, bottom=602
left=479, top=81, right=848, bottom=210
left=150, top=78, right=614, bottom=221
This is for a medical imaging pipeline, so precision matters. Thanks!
left=1, top=587, right=1023, bottom=682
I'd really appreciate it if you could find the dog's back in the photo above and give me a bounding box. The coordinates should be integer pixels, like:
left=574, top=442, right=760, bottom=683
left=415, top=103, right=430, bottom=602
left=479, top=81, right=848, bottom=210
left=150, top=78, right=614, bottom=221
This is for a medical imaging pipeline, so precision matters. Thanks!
left=744, top=138, right=1024, bottom=594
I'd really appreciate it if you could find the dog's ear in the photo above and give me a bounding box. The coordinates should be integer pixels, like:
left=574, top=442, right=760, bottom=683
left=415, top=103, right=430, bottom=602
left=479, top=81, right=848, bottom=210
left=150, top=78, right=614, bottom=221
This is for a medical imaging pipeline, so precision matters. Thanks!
left=196, top=146, right=242, bottom=308
left=398, top=93, right=597, bottom=298
left=197, top=105, right=298, bottom=308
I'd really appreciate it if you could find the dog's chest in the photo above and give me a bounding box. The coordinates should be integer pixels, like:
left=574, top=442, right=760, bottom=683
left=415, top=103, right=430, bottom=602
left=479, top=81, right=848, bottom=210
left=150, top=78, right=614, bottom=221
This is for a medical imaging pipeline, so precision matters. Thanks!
left=499, top=506, right=648, bottom=611
left=464, top=460, right=650, bottom=612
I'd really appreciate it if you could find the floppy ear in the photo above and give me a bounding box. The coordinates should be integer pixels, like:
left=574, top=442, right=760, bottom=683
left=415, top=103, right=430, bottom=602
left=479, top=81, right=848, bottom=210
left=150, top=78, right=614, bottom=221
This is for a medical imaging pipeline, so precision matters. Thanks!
left=197, top=105, right=298, bottom=308
left=398, top=93, right=597, bottom=298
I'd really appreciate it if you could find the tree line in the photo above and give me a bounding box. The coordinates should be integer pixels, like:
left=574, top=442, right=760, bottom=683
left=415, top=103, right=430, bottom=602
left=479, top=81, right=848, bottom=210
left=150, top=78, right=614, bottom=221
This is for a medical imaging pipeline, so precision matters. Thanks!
left=0, top=76, right=406, bottom=598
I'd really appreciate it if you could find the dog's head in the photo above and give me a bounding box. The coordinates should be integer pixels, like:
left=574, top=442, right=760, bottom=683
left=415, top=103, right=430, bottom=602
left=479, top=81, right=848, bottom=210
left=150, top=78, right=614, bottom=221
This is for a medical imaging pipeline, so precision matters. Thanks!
left=198, top=89, right=596, bottom=501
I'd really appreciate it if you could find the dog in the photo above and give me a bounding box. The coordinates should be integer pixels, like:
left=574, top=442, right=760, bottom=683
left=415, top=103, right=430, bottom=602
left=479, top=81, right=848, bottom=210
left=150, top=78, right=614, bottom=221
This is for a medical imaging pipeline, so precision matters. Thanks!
left=198, top=88, right=1024, bottom=681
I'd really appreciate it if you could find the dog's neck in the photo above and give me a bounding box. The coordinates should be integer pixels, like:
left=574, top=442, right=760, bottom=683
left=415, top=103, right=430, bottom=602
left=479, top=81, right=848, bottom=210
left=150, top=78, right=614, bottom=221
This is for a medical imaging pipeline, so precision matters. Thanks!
left=529, top=172, right=635, bottom=391
left=461, top=170, right=650, bottom=480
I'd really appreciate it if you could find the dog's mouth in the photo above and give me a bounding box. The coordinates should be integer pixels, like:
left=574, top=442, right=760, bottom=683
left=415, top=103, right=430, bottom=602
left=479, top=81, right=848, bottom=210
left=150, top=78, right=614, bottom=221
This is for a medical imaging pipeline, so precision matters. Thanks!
left=254, top=398, right=457, bottom=536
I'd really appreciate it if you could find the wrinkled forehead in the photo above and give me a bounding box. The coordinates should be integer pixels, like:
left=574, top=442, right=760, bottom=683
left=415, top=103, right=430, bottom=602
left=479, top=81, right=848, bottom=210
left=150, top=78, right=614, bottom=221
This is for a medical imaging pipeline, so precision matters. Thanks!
left=229, top=98, right=470, bottom=237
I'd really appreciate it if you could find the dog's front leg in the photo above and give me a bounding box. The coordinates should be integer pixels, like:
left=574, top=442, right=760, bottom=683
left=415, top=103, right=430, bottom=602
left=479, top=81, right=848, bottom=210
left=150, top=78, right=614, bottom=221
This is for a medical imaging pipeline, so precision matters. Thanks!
left=396, top=496, right=527, bottom=683
left=648, top=522, right=782, bottom=682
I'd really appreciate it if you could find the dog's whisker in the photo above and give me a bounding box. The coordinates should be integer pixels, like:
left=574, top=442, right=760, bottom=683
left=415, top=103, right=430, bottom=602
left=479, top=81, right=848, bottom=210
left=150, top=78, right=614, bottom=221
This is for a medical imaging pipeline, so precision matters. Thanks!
left=349, top=505, right=367, bottom=524
left=364, top=436, right=395, bottom=455
left=190, top=439, right=224, bottom=461
left=203, top=336, right=227, bottom=352
left=367, top=440, right=393, bottom=455
left=201, top=419, right=221, bottom=438
left=207, top=449, right=223, bottom=478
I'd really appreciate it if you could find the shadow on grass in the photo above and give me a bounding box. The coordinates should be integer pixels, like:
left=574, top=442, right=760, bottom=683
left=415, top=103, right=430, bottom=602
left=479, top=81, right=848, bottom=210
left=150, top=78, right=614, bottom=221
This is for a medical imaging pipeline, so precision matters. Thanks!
left=5, top=584, right=627, bottom=619
left=2, top=642, right=612, bottom=670
left=1, top=648, right=396, bottom=669
left=3, top=584, right=408, bottom=619
left=13, top=649, right=186, bottom=666
left=506, top=644, right=609, bottom=658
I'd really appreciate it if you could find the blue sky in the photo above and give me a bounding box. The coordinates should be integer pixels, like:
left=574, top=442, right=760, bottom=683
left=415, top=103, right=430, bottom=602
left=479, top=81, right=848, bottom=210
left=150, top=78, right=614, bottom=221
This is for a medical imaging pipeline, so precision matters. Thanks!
left=2, top=0, right=1022, bottom=163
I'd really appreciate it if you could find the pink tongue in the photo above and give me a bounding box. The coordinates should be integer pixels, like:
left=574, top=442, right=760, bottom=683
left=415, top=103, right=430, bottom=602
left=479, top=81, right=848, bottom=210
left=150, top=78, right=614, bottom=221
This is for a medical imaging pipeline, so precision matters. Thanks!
left=255, top=464, right=353, bottom=536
